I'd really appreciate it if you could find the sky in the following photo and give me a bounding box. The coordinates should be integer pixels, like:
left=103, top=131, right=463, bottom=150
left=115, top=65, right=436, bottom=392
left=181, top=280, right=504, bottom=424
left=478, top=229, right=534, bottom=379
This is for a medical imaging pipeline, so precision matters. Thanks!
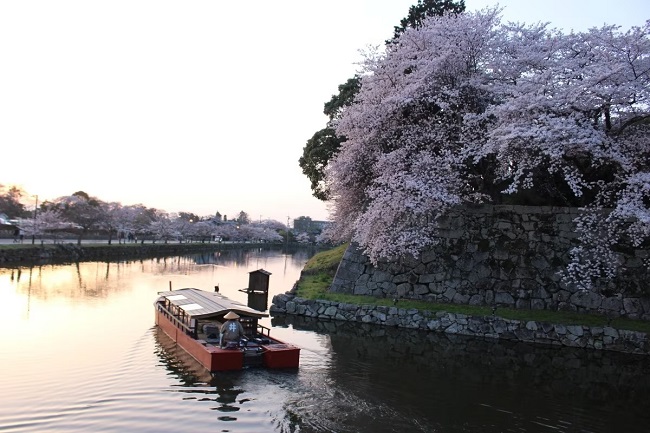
left=1, top=1, right=647, bottom=224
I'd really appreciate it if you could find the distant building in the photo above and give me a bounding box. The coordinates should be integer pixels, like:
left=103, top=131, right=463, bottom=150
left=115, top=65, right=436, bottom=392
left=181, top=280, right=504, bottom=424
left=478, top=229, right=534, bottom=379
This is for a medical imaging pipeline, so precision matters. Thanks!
left=293, top=216, right=329, bottom=234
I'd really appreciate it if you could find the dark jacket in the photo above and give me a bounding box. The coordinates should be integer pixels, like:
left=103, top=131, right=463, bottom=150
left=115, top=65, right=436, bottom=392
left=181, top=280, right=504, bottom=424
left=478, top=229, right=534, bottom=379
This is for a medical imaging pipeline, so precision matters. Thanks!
left=220, top=319, right=245, bottom=343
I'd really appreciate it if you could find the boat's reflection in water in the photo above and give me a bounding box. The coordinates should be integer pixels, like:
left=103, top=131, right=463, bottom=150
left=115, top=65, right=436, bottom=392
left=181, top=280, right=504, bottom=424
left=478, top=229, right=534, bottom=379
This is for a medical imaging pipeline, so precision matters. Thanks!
left=154, top=328, right=242, bottom=422
left=153, top=313, right=650, bottom=432
left=153, top=327, right=300, bottom=422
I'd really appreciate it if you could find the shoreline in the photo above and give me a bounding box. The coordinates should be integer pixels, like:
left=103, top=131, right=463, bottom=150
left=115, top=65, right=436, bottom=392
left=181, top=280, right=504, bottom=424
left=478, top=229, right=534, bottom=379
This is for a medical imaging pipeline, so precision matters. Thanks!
left=271, top=290, right=650, bottom=356
left=0, top=242, right=274, bottom=265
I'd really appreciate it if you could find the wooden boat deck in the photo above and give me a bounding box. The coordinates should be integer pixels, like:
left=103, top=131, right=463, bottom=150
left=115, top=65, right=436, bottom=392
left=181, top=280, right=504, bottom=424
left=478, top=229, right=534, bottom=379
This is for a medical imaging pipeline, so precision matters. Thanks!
left=154, top=288, right=300, bottom=371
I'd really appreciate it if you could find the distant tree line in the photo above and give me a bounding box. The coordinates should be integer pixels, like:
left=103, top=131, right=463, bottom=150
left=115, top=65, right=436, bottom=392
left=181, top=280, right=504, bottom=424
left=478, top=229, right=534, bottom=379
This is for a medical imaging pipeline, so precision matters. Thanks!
left=0, top=186, right=289, bottom=245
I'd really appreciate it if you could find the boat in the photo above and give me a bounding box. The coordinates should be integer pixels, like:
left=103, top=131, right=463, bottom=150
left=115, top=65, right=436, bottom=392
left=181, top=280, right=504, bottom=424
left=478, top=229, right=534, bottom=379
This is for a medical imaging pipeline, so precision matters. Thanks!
left=154, top=287, right=300, bottom=372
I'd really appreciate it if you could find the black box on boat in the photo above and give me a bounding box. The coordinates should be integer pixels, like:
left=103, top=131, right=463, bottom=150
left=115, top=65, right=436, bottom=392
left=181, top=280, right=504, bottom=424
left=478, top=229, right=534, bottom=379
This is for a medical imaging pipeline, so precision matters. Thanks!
left=204, top=324, right=219, bottom=338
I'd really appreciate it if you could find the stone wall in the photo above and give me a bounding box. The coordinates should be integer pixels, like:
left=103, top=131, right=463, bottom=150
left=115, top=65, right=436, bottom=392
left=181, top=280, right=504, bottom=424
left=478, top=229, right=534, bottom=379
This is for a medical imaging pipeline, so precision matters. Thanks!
left=270, top=293, right=650, bottom=355
left=329, top=205, right=650, bottom=320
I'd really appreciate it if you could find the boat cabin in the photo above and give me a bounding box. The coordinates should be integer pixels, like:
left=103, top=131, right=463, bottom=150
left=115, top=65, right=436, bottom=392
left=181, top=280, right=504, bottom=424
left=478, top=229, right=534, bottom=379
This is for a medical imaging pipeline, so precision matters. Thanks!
left=156, top=288, right=270, bottom=342
left=155, top=287, right=299, bottom=371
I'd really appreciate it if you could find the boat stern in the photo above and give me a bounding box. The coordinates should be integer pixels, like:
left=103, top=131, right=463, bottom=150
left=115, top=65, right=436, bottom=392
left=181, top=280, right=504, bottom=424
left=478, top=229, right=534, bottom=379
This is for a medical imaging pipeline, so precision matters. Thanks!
left=263, top=344, right=300, bottom=369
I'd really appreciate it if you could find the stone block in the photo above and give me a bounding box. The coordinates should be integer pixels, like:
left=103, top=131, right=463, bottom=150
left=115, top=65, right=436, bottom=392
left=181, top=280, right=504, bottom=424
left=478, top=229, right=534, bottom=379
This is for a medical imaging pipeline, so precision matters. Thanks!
left=623, top=298, right=642, bottom=316
left=469, top=294, right=484, bottom=305
left=414, top=284, right=430, bottom=295
left=570, top=290, right=602, bottom=309
left=443, top=287, right=457, bottom=302
left=531, top=298, right=546, bottom=310
left=516, top=299, right=530, bottom=309
left=373, top=269, right=394, bottom=283
left=354, top=285, right=371, bottom=296
left=396, top=283, right=411, bottom=297
left=566, top=325, right=584, bottom=337
left=495, top=292, right=515, bottom=306
left=526, top=321, right=538, bottom=331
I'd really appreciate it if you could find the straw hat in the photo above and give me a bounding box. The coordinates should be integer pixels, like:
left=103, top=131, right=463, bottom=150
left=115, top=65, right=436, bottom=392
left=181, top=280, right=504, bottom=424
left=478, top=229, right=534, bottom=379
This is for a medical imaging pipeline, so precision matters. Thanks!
left=224, top=311, right=240, bottom=320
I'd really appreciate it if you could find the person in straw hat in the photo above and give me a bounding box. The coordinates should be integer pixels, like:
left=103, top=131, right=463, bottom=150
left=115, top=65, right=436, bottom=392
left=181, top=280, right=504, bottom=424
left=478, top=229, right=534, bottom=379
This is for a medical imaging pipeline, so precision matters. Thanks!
left=220, top=311, right=246, bottom=348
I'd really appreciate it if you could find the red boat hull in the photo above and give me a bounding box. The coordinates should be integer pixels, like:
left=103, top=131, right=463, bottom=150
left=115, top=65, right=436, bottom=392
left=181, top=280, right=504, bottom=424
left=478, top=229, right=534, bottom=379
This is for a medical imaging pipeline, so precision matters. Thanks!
left=155, top=308, right=299, bottom=371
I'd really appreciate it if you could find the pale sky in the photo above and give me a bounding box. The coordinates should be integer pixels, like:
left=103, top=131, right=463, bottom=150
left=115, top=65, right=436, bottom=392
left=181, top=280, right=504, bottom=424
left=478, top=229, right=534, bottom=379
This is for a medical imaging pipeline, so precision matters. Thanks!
left=1, top=1, right=647, bottom=223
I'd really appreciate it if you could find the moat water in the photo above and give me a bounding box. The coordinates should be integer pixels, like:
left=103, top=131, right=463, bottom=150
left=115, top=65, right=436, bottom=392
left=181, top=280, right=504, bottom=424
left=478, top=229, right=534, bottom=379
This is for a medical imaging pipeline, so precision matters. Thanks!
left=1, top=247, right=649, bottom=432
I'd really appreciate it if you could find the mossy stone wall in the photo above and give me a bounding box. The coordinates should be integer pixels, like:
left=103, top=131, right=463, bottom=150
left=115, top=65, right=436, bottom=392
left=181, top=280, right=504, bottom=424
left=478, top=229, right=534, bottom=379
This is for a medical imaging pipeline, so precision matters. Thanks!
left=329, top=205, right=650, bottom=319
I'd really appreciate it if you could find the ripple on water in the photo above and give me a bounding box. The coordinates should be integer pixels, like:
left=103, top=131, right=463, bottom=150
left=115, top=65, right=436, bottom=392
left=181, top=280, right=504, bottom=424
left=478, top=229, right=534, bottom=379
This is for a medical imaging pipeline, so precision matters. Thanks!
left=4, top=261, right=650, bottom=433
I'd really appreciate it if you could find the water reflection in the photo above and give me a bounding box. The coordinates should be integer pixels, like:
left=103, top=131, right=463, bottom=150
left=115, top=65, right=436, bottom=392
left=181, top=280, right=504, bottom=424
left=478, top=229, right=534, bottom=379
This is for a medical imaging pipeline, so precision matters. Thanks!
left=154, top=328, right=246, bottom=416
left=0, top=247, right=317, bottom=433
left=154, top=326, right=305, bottom=430
left=3, top=247, right=650, bottom=433
left=272, top=315, right=650, bottom=433
left=151, top=308, right=650, bottom=433
left=0, top=247, right=313, bottom=307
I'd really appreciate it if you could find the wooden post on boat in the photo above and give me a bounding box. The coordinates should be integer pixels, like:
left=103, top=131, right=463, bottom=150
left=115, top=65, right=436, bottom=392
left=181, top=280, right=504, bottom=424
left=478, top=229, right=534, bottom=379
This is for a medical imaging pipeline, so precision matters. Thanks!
left=248, top=269, right=271, bottom=294
left=244, top=269, right=271, bottom=310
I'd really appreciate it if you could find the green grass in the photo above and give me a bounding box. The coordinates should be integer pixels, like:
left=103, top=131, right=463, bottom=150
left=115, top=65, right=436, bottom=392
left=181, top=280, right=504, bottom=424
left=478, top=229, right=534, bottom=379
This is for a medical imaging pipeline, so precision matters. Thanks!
left=302, top=242, right=348, bottom=275
left=296, top=244, right=650, bottom=334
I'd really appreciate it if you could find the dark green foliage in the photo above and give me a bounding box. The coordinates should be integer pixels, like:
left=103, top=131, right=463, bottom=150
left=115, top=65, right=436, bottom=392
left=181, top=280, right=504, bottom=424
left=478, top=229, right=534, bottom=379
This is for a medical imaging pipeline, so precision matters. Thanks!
left=178, top=212, right=200, bottom=222
left=0, top=185, right=27, bottom=218
left=391, top=0, right=466, bottom=41
left=236, top=211, right=250, bottom=225
left=72, top=190, right=94, bottom=203
left=323, top=76, right=361, bottom=121
left=299, top=77, right=359, bottom=201
left=299, top=128, right=345, bottom=200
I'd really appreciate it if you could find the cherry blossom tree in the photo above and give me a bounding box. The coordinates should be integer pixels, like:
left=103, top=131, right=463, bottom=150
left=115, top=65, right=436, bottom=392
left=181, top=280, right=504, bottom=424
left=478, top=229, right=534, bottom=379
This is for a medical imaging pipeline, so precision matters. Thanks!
left=171, top=214, right=193, bottom=242
left=259, top=227, right=283, bottom=243
left=325, top=8, right=650, bottom=290
left=300, top=0, right=466, bottom=201
left=295, top=232, right=311, bottom=244
left=192, top=220, right=216, bottom=243
left=113, top=204, right=151, bottom=243
left=149, top=212, right=177, bottom=243
left=258, top=219, right=287, bottom=231
left=52, top=191, right=105, bottom=245
left=236, top=224, right=267, bottom=242
left=213, top=223, right=241, bottom=242
left=247, top=220, right=285, bottom=242
left=16, top=209, right=67, bottom=243
left=97, top=201, right=124, bottom=245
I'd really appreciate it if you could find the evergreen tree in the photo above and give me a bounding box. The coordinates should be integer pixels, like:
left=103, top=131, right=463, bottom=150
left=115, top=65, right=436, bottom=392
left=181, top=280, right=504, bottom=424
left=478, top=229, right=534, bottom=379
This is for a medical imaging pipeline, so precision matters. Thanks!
left=299, top=0, right=466, bottom=201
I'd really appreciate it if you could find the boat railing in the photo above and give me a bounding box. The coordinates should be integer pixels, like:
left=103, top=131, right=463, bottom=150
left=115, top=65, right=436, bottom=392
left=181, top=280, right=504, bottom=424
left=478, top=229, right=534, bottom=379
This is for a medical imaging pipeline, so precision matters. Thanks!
left=257, top=323, right=271, bottom=337
left=157, top=302, right=195, bottom=336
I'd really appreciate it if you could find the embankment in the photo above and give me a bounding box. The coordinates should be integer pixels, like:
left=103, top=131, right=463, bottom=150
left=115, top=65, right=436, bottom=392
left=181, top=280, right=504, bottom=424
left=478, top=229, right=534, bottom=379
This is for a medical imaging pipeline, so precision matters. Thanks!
left=271, top=291, right=650, bottom=356
left=0, top=242, right=254, bottom=265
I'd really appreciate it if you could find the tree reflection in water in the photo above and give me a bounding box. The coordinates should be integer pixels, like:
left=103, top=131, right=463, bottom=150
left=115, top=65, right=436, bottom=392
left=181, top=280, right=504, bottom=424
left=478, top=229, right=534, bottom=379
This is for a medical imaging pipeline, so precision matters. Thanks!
left=272, top=315, right=650, bottom=432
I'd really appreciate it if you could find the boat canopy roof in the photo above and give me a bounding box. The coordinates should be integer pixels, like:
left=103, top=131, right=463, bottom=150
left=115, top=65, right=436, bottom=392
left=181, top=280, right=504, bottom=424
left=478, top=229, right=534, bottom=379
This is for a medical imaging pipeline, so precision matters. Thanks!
left=157, top=288, right=268, bottom=319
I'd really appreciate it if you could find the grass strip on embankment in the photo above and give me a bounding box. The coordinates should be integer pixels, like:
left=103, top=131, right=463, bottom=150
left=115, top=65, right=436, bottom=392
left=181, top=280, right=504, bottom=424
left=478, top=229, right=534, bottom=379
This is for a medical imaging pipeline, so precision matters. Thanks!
left=296, top=243, right=650, bottom=334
